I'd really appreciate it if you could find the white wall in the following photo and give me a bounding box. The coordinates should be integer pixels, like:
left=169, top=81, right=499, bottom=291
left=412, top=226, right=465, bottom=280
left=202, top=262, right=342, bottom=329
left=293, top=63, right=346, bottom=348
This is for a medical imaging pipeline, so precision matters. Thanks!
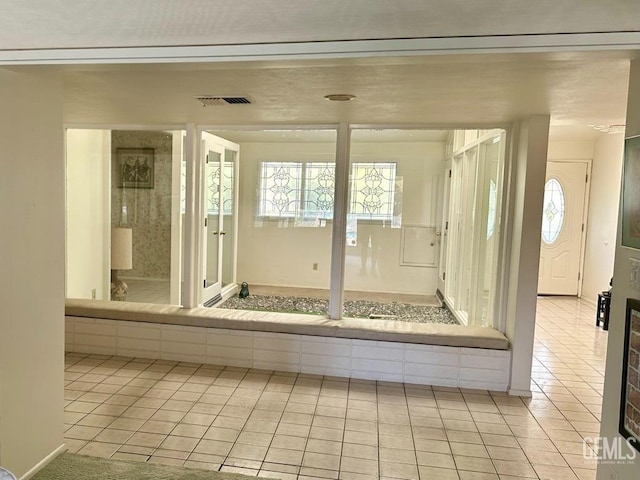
left=0, top=69, right=65, bottom=476
left=235, top=141, right=445, bottom=294
left=598, top=60, right=640, bottom=480
left=66, top=129, right=110, bottom=300
left=582, top=133, right=624, bottom=302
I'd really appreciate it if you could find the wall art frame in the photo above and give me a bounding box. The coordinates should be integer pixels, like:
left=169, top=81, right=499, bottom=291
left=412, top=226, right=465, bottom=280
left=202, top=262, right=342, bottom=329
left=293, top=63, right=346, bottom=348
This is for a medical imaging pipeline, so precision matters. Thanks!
left=619, top=297, right=640, bottom=452
left=622, top=135, right=640, bottom=249
left=117, top=148, right=155, bottom=188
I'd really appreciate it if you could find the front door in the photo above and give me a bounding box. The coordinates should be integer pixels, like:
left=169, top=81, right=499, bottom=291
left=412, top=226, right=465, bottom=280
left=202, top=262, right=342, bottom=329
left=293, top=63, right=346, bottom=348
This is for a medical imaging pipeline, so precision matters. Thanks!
left=538, top=161, right=588, bottom=295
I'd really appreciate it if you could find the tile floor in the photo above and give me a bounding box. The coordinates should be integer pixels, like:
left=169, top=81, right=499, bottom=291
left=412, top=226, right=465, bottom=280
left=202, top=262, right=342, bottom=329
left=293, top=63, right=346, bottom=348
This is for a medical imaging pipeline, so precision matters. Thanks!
left=64, top=296, right=608, bottom=479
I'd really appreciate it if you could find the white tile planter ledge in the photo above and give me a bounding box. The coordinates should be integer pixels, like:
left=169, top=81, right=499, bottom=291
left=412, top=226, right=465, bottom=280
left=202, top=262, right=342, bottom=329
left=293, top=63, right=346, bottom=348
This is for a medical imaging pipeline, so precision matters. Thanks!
left=65, top=299, right=511, bottom=391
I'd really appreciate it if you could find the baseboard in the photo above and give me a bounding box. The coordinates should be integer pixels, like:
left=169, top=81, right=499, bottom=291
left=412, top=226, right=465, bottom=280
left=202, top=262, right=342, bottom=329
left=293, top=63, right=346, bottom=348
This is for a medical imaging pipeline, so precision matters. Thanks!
left=508, top=388, right=532, bottom=397
left=20, top=443, right=66, bottom=480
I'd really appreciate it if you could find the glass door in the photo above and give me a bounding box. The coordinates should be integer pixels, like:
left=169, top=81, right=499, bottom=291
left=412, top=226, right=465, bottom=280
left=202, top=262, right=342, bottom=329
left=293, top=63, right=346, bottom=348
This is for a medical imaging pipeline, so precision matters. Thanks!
left=201, top=132, right=240, bottom=306
left=202, top=140, right=224, bottom=304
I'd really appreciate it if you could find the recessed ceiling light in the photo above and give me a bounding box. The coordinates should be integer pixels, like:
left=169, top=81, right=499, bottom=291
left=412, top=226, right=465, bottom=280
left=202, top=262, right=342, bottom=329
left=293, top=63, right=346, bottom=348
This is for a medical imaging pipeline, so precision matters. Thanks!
left=324, top=94, right=356, bottom=102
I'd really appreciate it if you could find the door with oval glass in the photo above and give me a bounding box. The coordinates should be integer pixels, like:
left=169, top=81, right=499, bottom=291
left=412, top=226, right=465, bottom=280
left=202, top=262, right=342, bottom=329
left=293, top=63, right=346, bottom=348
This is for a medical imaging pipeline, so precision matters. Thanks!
left=538, top=161, right=588, bottom=295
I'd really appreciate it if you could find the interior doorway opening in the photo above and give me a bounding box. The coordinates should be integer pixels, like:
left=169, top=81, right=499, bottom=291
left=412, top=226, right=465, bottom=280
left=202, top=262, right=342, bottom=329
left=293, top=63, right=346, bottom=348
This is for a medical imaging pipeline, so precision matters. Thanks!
left=65, top=125, right=509, bottom=330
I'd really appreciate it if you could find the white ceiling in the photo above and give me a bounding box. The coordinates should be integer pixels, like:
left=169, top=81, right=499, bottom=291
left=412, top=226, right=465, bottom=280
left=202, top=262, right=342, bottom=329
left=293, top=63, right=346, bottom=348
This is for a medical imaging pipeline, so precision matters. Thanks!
left=61, top=52, right=632, bottom=129
left=1, top=1, right=638, bottom=50
left=3, top=2, right=635, bottom=134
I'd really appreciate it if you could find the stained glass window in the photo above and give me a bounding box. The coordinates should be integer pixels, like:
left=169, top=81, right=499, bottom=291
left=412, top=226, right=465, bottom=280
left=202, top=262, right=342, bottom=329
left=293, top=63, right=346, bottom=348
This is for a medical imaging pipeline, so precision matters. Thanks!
left=258, top=162, right=302, bottom=217
left=541, top=178, right=565, bottom=244
left=487, top=179, right=497, bottom=238
left=258, top=161, right=396, bottom=220
left=304, top=162, right=335, bottom=219
left=207, top=163, right=234, bottom=215
left=350, top=162, right=396, bottom=220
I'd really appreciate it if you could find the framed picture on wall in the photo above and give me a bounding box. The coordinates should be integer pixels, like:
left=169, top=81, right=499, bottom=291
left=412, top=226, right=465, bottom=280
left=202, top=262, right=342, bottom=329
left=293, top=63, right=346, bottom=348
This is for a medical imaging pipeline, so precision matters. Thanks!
left=117, top=148, right=154, bottom=188
left=622, top=135, right=640, bottom=249
left=619, top=298, right=640, bottom=452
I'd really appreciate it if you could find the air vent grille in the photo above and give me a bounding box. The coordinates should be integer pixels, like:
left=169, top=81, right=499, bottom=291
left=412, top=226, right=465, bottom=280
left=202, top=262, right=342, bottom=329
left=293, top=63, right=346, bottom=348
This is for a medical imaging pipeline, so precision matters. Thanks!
left=196, top=96, right=252, bottom=106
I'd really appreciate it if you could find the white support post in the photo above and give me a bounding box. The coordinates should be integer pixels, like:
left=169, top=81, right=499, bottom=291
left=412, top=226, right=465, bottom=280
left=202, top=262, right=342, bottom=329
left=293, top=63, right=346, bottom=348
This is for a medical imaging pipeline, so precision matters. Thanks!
left=182, top=124, right=199, bottom=308
left=328, top=124, right=351, bottom=320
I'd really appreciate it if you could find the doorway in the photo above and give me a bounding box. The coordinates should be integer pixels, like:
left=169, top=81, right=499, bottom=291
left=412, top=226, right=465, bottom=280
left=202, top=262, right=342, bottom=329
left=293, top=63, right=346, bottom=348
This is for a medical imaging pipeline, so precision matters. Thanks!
left=538, top=161, right=589, bottom=295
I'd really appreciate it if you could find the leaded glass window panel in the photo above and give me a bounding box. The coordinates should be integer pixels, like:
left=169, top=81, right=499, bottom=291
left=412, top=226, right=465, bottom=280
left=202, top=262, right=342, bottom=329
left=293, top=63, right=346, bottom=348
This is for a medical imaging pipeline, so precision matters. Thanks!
left=304, top=163, right=335, bottom=219
left=350, top=162, right=396, bottom=220
left=259, top=162, right=302, bottom=217
left=487, top=179, right=497, bottom=238
left=541, top=178, right=565, bottom=244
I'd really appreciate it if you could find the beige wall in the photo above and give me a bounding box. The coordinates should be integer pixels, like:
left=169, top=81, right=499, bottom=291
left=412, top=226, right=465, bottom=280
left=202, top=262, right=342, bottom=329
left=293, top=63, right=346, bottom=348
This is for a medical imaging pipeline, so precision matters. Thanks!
left=0, top=69, right=65, bottom=476
left=66, top=129, right=110, bottom=300
left=598, top=60, right=640, bottom=480
left=235, top=140, right=445, bottom=294
left=582, top=133, right=624, bottom=302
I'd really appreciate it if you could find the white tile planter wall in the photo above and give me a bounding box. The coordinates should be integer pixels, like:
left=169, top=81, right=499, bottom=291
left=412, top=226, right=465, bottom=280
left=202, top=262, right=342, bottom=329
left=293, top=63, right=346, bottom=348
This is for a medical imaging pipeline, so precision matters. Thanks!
left=65, top=316, right=511, bottom=391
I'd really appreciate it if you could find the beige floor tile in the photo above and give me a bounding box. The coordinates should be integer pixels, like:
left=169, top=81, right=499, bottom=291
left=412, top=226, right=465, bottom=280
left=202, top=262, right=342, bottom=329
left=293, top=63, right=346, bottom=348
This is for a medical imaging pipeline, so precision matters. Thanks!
left=229, top=442, right=268, bottom=461
left=309, top=426, right=343, bottom=442
left=170, top=423, right=208, bottom=438
left=485, top=446, right=527, bottom=462
left=481, top=434, right=519, bottom=448
left=341, top=442, right=378, bottom=460
left=306, top=438, right=342, bottom=456
left=159, top=434, right=199, bottom=452
left=125, top=431, right=166, bottom=448
left=63, top=298, right=607, bottom=480
left=454, top=456, right=496, bottom=474
left=64, top=438, right=88, bottom=453
left=65, top=425, right=104, bottom=441
left=204, top=426, right=241, bottom=442
left=303, top=451, right=341, bottom=470
left=276, top=422, right=311, bottom=437
left=77, top=441, right=121, bottom=458
left=492, top=459, right=537, bottom=478
left=265, top=447, right=304, bottom=465
left=299, top=466, right=339, bottom=479
left=379, top=461, right=419, bottom=479
left=533, top=464, right=579, bottom=480
left=339, top=456, right=378, bottom=475
left=418, top=466, right=460, bottom=479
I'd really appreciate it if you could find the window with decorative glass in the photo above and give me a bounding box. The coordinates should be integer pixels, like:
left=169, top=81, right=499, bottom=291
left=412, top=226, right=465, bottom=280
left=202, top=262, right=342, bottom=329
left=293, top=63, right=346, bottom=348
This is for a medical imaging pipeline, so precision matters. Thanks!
left=257, top=161, right=396, bottom=220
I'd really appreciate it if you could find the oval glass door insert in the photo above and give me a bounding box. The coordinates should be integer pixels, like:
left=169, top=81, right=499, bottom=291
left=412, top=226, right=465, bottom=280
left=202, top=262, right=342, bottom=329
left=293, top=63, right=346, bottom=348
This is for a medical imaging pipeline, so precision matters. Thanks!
left=541, top=178, right=565, bottom=244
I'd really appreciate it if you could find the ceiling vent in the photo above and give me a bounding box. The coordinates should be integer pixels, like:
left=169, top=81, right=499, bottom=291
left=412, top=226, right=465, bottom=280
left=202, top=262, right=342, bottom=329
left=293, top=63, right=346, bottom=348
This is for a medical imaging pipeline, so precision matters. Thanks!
left=195, top=96, right=252, bottom=107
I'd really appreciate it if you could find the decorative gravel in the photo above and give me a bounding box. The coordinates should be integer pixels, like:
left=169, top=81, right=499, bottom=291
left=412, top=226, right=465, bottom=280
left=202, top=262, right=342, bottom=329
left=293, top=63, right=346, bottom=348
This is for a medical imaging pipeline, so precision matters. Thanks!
left=218, top=295, right=458, bottom=325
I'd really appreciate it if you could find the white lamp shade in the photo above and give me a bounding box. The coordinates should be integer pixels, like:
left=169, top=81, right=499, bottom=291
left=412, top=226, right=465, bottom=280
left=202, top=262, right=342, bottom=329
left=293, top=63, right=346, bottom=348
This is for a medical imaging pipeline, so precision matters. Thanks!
left=111, top=227, right=133, bottom=270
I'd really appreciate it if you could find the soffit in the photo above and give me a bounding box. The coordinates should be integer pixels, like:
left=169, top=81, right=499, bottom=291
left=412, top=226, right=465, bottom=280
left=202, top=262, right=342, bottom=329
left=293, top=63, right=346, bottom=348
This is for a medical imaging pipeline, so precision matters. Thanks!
left=1, top=1, right=638, bottom=50
left=61, top=52, right=631, bottom=127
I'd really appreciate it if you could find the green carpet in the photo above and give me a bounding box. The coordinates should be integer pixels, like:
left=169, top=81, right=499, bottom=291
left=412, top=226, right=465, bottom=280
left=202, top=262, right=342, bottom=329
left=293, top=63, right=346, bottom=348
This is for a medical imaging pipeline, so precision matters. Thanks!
left=32, top=453, right=274, bottom=480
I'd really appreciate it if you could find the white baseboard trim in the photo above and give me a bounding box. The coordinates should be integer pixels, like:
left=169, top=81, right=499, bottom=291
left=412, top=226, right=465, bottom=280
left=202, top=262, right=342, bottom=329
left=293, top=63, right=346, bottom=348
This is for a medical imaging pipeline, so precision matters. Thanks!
left=20, top=443, right=66, bottom=480
left=508, top=388, right=532, bottom=397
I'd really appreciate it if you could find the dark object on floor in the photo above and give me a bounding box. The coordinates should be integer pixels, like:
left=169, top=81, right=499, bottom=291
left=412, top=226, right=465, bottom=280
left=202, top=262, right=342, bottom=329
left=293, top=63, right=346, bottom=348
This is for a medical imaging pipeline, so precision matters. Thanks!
left=32, top=452, right=261, bottom=480
left=239, top=282, right=250, bottom=298
left=597, top=288, right=611, bottom=330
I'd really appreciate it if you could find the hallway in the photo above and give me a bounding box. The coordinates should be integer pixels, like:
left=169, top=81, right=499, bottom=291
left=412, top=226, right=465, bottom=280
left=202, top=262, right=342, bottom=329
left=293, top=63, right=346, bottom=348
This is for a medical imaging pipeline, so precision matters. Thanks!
left=63, top=297, right=606, bottom=479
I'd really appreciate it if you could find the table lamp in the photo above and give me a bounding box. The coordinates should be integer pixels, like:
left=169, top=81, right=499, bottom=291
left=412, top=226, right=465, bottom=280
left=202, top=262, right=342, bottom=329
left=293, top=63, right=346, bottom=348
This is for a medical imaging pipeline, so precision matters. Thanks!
left=111, top=227, right=132, bottom=301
